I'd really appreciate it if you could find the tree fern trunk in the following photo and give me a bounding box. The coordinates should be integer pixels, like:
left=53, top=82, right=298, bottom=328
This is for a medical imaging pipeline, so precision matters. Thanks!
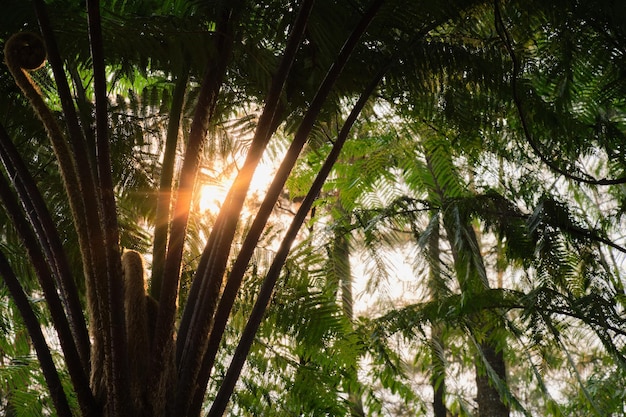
left=431, top=328, right=447, bottom=417
left=424, top=144, right=510, bottom=417
left=475, top=339, right=509, bottom=417
left=427, top=217, right=447, bottom=417
left=331, top=203, right=364, bottom=416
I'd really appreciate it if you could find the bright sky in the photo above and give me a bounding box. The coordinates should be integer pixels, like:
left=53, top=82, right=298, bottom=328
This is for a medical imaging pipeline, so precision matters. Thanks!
left=198, top=157, right=278, bottom=215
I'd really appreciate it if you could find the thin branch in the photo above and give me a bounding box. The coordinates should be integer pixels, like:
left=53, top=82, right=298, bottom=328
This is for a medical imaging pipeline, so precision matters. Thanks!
left=67, top=64, right=98, bottom=173
left=493, top=0, right=626, bottom=186
left=32, top=0, right=97, bottom=186
left=0, top=250, right=74, bottom=417
left=376, top=288, right=626, bottom=339
left=562, top=223, right=626, bottom=255
left=153, top=8, right=238, bottom=413
left=158, top=12, right=234, bottom=324
left=156, top=18, right=233, bottom=310
left=32, top=4, right=109, bottom=394
left=3, top=30, right=97, bottom=295
left=33, top=0, right=105, bottom=293
left=182, top=0, right=389, bottom=411
left=5, top=10, right=106, bottom=405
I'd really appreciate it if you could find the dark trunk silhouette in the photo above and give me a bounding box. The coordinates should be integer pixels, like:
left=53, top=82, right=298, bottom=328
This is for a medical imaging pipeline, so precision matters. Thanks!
left=476, top=340, right=509, bottom=417
left=427, top=218, right=448, bottom=417
left=424, top=143, right=510, bottom=417
left=331, top=203, right=365, bottom=416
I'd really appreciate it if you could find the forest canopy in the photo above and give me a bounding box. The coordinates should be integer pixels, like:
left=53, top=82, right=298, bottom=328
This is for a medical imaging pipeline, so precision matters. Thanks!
left=0, top=0, right=625, bottom=416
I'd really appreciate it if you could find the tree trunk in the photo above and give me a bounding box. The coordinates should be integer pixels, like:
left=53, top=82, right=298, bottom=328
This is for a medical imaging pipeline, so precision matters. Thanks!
left=425, top=145, right=510, bottom=417
left=431, top=326, right=447, bottom=417
left=428, top=217, right=447, bottom=417
left=332, top=203, right=364, bottom=416
left=475, top=339, right=509, bottom=417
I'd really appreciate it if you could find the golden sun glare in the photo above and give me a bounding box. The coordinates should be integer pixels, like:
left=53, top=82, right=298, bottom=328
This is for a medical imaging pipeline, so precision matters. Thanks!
left=199, top=183, right=229, bottom=213
left=198, top=161, right=276, bottom=214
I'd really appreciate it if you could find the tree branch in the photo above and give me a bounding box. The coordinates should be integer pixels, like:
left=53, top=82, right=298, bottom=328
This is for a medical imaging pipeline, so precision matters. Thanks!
left=33, top=0, right=106, bottom=302
left=151, top=7, right=239, bottom=414
left=174, top=1, right=318, bottom=413
left=32, top=0, right=97, bottom=185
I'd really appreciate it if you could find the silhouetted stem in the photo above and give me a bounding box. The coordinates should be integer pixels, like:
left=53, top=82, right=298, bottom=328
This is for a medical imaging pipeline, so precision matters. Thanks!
left=33, top=0, right=86, bottom=150
left=67, top=64, right=98, bottom=174
left=208, top=43, right=388, bottom=417
left=154, top=10, right=237, bottom=414
left=86, top=0, right=128, bottom=414
left=33, top=0, right=97, bottom=189
left=0, top=123, right=90, bottom=372
left=150, top=69, right=189, bottom=299
left=493, top=0, right=626, bottom=186
left=193, top=2, right=387, bottom=411
left=175, top=3, right=317, bottom=414
left=33, top=1, right=105, bottom=305
left=4, top=13, right=96, bottom=329
left=0, top=250, right=74, bottom=417
left=0, top=168, right=96, bottom=416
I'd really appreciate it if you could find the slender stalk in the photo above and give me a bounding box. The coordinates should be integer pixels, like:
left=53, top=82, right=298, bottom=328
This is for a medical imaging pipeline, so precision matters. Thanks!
left=0, top=251, right=74, bottom=417
left=0, top=123, right=90, bottom=371
left=86, top=0, right=128, bottom=414
left=179, top=4, right=387, bottom=407
left=3, top=31, right=94, bottom=290
left=428, top=218, right=447, bottom=417
left=0, top=171, right=96, bottom=416
left=150, top=68, right=189, bottom=299
left=64, top=62, right=109, bottom=400
left=174, top=2, right=310, bottom=356
left=32, top=0, right=96, bottom=185
left=5, top=9, right=107, bottom=402
left=172, top=0, right=300, bottom=356
left=174, top=4, right=317, bottom=413
left=32, top=4, right=104, bottom=351
left=153, top=9, right=237, bottom=413
left=194, top=16, right=441, bottom=413
left=68, top=64, right=98, bottom=175
left=208, top=53, right=387, bottom=417
left=185, top=4, right=387, bottom=412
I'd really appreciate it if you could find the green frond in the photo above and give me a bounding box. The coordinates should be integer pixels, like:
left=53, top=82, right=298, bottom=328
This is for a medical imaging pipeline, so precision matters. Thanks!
left=465, top=190, right=535, bottom=264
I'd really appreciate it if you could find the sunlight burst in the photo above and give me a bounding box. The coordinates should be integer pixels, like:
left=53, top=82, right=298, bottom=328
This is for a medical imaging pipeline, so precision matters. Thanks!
left=199, top=182, right=229, bottom=213
left=197, top=160, right=277, bottom=214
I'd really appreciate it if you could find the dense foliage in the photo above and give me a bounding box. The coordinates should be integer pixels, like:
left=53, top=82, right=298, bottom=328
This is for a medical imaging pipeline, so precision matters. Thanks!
left=0, top=0, right=625, bottom=416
